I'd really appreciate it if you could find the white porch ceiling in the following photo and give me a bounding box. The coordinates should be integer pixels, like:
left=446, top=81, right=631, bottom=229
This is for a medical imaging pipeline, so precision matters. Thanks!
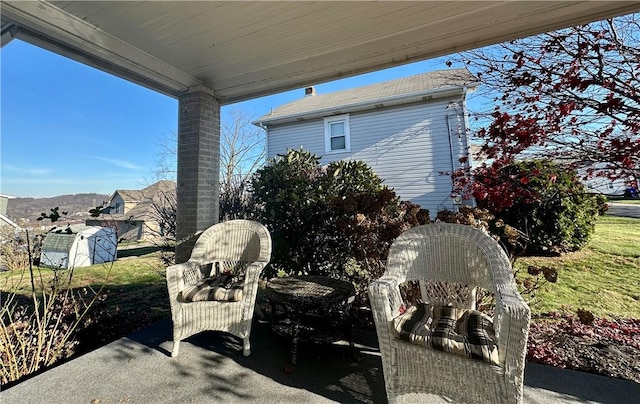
left=2, top=1, right=639, bottom=104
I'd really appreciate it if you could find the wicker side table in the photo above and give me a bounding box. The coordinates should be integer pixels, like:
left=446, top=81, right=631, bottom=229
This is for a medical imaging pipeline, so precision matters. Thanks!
left=265, top=275, right=356, bottom=364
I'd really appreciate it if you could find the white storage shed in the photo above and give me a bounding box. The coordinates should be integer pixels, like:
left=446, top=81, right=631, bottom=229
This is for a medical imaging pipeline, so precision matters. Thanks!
left=41, top=225, right=118, bottom=269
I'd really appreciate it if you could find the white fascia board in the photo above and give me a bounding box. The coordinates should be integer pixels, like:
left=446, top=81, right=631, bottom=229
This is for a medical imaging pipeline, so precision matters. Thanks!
left=1, top=23, right=18, bottom=47
left=1, top=1, right=199, bottom=98
left=255, top=83, right=479, bottom=126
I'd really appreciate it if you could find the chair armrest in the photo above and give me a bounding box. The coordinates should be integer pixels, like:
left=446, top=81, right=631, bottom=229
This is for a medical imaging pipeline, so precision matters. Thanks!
left=166, top=261, right=199, bottom=304
left=493, top=282, right=531, bottom=377
left=240, top=261, right=268, bottom=318
left=244, top=261, right=267, bottom=283
left=369, top=275, right=404, bottom=348
left=369, top=276, right=404, bottom=321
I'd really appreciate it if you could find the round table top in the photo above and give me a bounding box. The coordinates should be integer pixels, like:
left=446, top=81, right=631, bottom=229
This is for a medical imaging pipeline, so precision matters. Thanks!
left=265, top=275, right=355, bottom=306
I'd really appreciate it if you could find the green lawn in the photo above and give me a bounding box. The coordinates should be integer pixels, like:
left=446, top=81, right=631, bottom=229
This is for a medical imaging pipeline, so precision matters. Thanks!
left=608, top=199, right=640, bottom=205
left=515, top=215, right=640, bottom=318
left=3, top=216, right=638, bottom=321
left=1, top=252, right=170, bottom=320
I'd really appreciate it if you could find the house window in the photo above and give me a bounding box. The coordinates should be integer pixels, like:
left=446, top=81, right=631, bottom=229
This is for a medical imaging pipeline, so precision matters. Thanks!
left=324, top=114, right=350, bottom=153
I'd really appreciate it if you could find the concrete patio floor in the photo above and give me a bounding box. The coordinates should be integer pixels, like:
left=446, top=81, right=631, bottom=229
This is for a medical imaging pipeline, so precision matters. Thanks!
left=2, top=317, right=638, bottom=404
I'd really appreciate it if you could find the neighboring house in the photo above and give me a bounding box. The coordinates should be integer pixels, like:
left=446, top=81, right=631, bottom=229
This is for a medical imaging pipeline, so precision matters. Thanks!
left=0, top=194, right=20, bottom=234
left=0, top=194, right=11, bottom=216
left=253, top=69, right=479, bottom=214
left=86, top=180, right=176, bottom=242
left=582, top=175, right=628, bottom=196
left=577, top=162, right=638, bottom=197
left=0, top=194, right=20, bottom=272
left=0, top=214, right=20, bottom=232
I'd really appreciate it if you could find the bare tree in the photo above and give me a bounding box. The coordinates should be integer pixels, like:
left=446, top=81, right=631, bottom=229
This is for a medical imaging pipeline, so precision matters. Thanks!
left=220, top=109, right=265, bottom=190
left=152, top=131, right=177, bottom=182
left=148, top=190, right=177, bottom=240
left=151, top=108, right=265, bottom=224
left=152, top=109, right=265, bottom=187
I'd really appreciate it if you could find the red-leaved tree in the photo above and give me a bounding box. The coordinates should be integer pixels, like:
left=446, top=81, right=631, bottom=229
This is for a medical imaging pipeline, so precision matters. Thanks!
left=451, top=13, right=639, bottom=208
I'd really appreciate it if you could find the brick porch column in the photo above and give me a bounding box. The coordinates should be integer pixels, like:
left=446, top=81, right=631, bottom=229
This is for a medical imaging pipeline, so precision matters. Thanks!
left=175, top=85, right=220, bottom=263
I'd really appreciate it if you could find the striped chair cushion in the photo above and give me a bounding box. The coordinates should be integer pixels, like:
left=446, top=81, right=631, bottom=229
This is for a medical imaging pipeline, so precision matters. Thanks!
left=392, top=303, right=499, bottom=365
left=180, top=275, right=244, bottom=302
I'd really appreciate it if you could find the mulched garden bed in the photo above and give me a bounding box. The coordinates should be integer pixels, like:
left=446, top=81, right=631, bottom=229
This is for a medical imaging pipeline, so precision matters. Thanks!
left=526, top=312, right=640, bottom=383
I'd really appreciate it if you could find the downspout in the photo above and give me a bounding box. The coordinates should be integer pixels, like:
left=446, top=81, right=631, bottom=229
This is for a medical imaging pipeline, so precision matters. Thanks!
left=445, top=112, right=460, bottom=213
left=445, top=85, right=469, bottom=212
left=445, top=111, right=456, bottom=177
left=460, top=85, right=476, bottom=208
left=456, top=84, right=471, bottom=173
left=255, top=121, right=269, bottom=161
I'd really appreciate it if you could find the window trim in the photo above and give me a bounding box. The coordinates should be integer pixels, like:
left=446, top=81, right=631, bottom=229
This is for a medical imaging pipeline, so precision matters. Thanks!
left=324, top=114, right=351, bottom=154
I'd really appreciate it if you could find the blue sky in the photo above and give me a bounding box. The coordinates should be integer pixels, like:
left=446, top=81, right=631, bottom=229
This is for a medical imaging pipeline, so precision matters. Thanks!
left=1, top=39, right=453, bottom=198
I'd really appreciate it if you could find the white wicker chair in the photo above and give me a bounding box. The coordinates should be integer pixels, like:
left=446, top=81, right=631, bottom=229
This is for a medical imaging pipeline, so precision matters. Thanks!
left=369, top=223, right=530, bottom=404
left=166, top=220, right=271, bottom=358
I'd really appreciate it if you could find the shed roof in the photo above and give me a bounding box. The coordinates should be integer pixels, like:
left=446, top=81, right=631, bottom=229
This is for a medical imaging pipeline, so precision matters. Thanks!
left=43, top=232, right=76, bottom=253
left=254, top=69, right=478, bottom=125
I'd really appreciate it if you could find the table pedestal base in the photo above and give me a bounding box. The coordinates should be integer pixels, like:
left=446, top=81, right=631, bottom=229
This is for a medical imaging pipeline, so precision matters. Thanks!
left=265, top=276, right=356, bottom=365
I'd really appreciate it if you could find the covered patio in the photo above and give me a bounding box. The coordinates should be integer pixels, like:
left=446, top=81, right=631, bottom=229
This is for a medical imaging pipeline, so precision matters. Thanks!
left=2, top=3, right=640, bottom=402
left=2, top=317, right=639, bottom=403
left=2, top=1, right=639, bottom=259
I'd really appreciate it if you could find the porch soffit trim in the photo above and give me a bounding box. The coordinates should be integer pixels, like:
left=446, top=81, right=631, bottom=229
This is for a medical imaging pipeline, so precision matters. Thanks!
left=1, top=1, right=200, bottom=99
left=2, top=2, right=640, bottom=104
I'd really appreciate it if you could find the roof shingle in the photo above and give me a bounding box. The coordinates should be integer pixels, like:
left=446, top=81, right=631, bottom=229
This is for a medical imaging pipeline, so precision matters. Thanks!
left=255, top=68, right=478, bottom=124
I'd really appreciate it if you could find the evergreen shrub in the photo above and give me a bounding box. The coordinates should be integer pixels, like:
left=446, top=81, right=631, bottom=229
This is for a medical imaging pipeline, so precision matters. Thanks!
left=251, top=149, right=430, bottom=302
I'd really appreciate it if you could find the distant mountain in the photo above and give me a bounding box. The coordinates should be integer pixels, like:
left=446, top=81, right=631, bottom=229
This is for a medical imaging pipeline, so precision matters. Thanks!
left=6, top=193, right=111, bottom=223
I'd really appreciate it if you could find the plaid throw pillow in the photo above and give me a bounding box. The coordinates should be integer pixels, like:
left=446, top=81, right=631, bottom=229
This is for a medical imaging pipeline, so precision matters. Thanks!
left=180, top=275, right=244, bottom=302
left=430, top=306, right=467, bottom=357
left=456, top=310, right=499, bottom=365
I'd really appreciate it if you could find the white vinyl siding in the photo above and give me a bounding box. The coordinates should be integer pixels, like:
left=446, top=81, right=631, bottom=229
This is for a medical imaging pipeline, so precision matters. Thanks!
left=267, top=120, right=325, bottom=158
left=266, top=97, right=469, bottom=214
